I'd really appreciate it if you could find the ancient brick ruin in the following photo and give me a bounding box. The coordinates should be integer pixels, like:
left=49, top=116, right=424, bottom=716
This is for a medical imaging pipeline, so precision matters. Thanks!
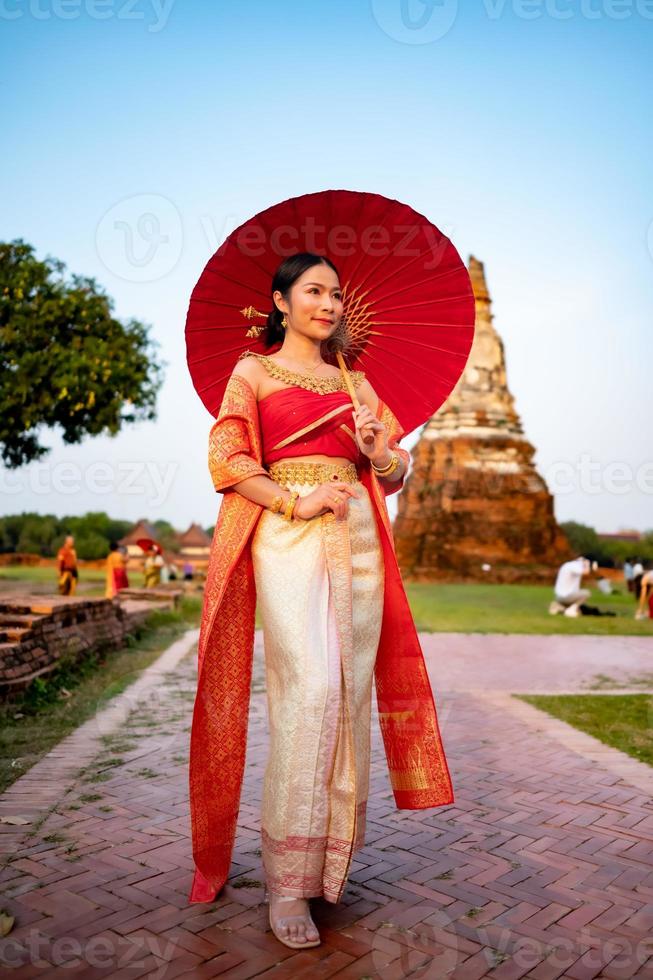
left=393, top=256, right=572, bottom=583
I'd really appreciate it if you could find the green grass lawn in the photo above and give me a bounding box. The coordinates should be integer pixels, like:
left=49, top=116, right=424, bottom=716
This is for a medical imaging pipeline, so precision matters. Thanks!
left=0, top=595, right=202, bottom=794
left=519, top=694, right=653, bottom=766
left=0, top=564, right=108, bottom=597
left=2, top=569, right=649, bottom=634
left=405, top=582, right=652, bottom=634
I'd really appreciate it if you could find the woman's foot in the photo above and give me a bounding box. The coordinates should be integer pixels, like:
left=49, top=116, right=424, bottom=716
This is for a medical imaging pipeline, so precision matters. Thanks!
left=265, top=885, right=321, bottom=948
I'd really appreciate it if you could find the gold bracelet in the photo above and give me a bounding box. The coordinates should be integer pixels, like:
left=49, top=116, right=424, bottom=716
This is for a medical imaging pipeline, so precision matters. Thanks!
left=371, top=450, right=395, bottom=473
left=269, top=494, right=284, bottom=513
left=379, top=455, right=400, bottom=478
left=371, top=451, right=399, bottom=476
left=283, top=490, right=300, bottom=521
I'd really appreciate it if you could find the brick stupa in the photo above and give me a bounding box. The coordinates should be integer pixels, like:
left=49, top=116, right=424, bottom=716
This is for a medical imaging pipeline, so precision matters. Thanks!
left=393, top=256, right=571, bottom=583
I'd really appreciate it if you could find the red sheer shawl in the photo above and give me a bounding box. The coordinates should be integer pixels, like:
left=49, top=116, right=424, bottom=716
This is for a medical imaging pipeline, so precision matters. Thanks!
left=258, top=386, right=360, bottom=464
left=188, top=375, right=454, bottom=903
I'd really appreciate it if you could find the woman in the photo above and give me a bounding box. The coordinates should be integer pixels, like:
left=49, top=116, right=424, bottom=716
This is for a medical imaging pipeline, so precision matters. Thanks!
left=188, top=252, right=453, bottom=948
left=143, top=546, right=163, bottom=588
left=105, top=542, right=129, bottom=598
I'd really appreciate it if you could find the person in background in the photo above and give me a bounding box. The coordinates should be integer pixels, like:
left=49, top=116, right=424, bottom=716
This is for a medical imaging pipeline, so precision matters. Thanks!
left=143, top=546, right=164, bottom=587
left=623, top=557, right=634, bottom=593
left=57, top=534, right=78, bottom=596
left=634, top=567, right=653, bottom=620
left=631, top=558, right=644, bottom=604
left=183, top=560, right=194, bottom=581
left=105, top=542, right=129, bottom=598
left=549, top=556, right=597, bottom=617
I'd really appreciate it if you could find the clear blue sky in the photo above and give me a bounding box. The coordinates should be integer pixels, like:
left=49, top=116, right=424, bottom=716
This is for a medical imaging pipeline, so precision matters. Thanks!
left=2, top=0, right=651, bottom=533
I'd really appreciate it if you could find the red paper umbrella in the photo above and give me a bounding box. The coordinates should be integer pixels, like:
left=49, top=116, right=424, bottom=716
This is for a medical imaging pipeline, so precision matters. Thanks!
left=185, top=189, right=475, bottom=433
left=136, top=538, right=161, bottom=554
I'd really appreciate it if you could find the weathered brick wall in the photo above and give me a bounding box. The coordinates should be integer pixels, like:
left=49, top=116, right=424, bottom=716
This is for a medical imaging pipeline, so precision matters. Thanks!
left=0, top=592, right=180, bottom=695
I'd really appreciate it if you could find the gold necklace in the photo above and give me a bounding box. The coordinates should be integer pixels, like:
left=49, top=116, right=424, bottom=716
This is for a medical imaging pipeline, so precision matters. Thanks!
left=269, top=354, right=325, bottom=376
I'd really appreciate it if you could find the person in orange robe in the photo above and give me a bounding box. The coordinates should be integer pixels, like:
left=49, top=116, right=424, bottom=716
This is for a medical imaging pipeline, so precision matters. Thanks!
left=188, top=253, right=454, bottom=948
left=56, top=534, right=78, bottom=596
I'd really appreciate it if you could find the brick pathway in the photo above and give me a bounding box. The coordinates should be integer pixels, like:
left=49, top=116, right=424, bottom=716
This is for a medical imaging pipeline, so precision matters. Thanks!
left=0, top=632, right=652, bottom=978
left=419, top=633, right=653, bottom=693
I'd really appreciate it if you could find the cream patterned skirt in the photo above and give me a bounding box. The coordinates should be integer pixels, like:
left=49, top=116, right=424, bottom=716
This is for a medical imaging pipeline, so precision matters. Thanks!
left=250, top=464, right=384, bottom=903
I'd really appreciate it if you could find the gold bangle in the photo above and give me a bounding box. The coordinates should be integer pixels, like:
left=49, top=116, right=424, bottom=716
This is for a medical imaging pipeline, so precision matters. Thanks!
left=269, top=494, right=284, bottom=513
left=371, top=450, right=394, bottom=472
left=384, top=454, right=401, bottom=478
left=283, top=490, right=300, bottom=521
left=371, top=451, right=399, bottom=475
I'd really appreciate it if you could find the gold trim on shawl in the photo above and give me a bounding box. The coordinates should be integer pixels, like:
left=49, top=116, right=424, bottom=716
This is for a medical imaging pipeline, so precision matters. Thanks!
left=338, top=423, right=357, bottom=444
left=269, top=404, right=352, bottom=452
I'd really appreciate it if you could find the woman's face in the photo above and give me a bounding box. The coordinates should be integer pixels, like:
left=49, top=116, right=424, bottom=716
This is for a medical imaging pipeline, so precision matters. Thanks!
left=276, top=264, right=343, bottom=341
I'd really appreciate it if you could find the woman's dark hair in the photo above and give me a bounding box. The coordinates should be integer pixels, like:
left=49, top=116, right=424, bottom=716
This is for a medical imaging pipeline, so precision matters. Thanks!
left=264, top=252, right=341, bottom=350
left=109, top=541, right=118, bottom=551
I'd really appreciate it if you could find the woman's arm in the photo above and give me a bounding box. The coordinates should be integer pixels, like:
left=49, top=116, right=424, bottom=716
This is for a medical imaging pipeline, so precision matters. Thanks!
left=355, top=379, right=408, bottom=487
left=210, top=358, right=296, bottom=509
left=231, top=472, right=295, bottom=509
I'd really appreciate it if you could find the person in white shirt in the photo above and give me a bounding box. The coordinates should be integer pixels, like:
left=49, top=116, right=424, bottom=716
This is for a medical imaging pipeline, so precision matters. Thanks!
left=634, top=568, right=653, bottom=620
left=549, top=556, right=597, bottom=617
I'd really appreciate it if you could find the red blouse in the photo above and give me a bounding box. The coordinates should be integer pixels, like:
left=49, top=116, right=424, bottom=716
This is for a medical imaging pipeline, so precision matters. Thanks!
left=257, top=386, right=361, bottom=466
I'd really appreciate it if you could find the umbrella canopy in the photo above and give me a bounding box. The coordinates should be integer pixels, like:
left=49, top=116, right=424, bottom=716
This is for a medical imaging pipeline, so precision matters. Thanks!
left=136, top=537, right=161, bottom=554
left=185, top=189, right=475, bottom=433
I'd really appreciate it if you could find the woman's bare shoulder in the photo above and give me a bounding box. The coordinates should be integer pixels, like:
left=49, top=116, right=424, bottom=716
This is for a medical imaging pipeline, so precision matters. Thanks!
left=230, top=352, right=265, bottom=393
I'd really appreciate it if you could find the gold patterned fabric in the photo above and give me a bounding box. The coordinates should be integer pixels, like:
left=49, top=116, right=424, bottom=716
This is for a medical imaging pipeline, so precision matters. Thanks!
left=237, top=350, right=366, bottom=395
left=268, top=459, right=358, bottom=486
left=251, top=476, right=384, bottom=902
left=188, top=372, right=454, bottom=907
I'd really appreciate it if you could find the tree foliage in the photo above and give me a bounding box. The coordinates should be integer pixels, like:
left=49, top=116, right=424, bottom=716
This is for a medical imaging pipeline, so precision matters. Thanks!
left=560, top=520, right=653, bottom=566
left=0, top=511, right=133, bottom=560
left=0, top=239, right=164, bottom=468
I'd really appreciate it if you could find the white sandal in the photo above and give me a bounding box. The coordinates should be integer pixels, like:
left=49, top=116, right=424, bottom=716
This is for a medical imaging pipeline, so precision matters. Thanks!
left=263, top=883, right=321, bottom=949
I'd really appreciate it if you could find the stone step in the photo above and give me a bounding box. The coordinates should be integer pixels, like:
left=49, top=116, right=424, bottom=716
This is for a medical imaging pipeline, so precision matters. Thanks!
left=3, top=626, right=34, bottom=642
left=0, top=612, right=44, bottom=628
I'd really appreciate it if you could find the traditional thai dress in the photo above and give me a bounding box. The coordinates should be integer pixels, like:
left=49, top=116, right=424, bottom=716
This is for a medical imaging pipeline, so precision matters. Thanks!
left=105, top=550, right=129, bottom=598
left=188, top=353, right=454, bottom=905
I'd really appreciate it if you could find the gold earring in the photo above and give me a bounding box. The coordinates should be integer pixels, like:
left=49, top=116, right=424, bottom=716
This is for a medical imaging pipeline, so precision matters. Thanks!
left=281, top=316, right=288, bottom=329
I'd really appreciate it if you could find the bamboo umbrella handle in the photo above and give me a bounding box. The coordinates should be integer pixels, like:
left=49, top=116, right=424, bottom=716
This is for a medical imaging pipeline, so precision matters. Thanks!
left=335, top=351, right=374, bottom=445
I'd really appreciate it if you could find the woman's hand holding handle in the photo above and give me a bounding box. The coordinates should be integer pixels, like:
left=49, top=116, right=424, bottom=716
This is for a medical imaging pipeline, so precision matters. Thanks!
left=293, top=481, right=360, bottom=520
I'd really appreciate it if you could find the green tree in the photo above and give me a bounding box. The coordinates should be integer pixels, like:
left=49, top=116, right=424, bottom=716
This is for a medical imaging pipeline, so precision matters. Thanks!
left=559, top=521, right=601, bottom=557
left=0, top=239, right=164, bottom=467
left=152, top=519, right=178, bottom=553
